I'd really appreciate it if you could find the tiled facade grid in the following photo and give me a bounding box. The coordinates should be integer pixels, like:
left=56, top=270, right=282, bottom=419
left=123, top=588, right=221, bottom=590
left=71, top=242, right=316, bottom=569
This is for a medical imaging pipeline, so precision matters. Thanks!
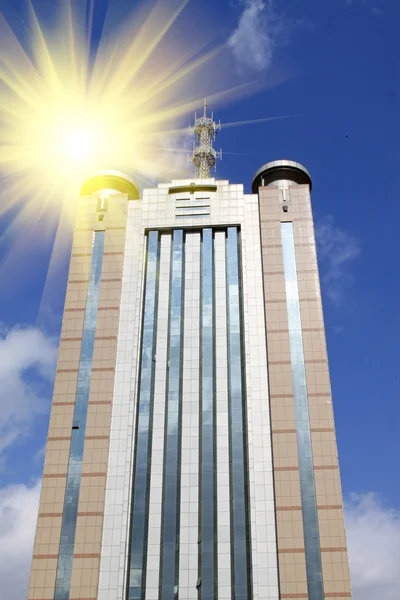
left=98, top=198, right=146, bottom=600
left=29, top=171, right=351, bottom=600
left=178, top=232, right=200, bottom=600
left=98, top=178, right=279, bottom=600
left=214, top=231, right=232, bottom=600
left=292, top=211, right=351, bottom=596
left=28, top=195, right=129, bottom=600
left=145, top=234, right=171, bottom=600
left=240, top=195, right=279, bottom=600
left=258, top=181, right=352, bottom=599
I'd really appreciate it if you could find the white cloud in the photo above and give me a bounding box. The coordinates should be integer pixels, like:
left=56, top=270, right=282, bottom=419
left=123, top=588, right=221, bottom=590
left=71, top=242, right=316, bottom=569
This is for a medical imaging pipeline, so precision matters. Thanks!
left=0, top=326, right=57, bottom=458
left=0, top=480, right=41, bottom=600
left=227, top=1, right=310, bottom=73
left=2, top=479, right=399, bottom=600
left=228, top=0, right=276, bottom=72
left=345, top=493, right=400, bottom=600
left=315, top=215, right=361, bottom=304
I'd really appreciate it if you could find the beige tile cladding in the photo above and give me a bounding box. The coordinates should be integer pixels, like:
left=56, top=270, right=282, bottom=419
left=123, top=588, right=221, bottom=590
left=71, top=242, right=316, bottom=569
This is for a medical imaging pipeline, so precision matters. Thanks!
left=28, top=193, right=129, bottom=600
left=258, top=183, right=352, bottom=599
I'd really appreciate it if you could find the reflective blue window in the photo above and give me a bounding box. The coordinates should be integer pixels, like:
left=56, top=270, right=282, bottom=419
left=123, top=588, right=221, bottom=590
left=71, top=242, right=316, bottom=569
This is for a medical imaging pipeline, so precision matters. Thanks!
left=160, top=230, right=184, bottom=600
left=199, top=228, right=217, bottom=600
left=281, top=222, right=324, bottom=599
left=54, top=230, right=105, bottom=600
left=127, top=231, right=160, bottom=600
left=226, top=227, right=251, bottom=600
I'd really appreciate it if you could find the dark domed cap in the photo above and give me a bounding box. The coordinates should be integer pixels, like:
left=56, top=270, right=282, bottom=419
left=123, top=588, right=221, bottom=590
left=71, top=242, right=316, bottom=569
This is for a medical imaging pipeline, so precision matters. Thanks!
left=252, top=160, right=312, bottom=193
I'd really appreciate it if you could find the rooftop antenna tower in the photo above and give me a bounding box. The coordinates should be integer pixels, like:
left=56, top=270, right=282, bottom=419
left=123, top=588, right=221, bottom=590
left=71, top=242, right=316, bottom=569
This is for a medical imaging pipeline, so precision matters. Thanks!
left=189, top=99, right=222, bottom=178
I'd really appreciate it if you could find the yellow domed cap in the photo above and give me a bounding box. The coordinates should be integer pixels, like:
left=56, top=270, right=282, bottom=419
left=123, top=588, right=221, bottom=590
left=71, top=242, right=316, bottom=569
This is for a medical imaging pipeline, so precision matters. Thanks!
left=80, top=170, right=139, bottom=200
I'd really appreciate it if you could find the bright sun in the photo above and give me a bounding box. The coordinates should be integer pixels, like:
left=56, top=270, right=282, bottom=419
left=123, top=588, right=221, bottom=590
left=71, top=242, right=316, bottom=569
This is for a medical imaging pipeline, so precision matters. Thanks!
left=0, top=0, right=247, bottom=225
left=62, top=126, right=94, bottom=162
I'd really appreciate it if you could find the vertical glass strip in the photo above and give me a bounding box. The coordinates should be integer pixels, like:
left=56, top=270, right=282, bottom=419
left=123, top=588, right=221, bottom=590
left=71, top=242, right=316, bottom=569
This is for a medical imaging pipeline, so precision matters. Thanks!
left=178, top=231, right=201, bottom=599
left=145, top=233, right=172, bottom=596
left=127, top=230, right=160, bottom=600
left=54, top=230, right=105, bottom=600
left=226, top=227, right=251, bottom=600
left=199, top=228, right=217, bottom=600
left=214, top=231, right=232, bottom=598
left=160, top=229, right=184, bottom=600
left=281, top=222, right=324, bottom=600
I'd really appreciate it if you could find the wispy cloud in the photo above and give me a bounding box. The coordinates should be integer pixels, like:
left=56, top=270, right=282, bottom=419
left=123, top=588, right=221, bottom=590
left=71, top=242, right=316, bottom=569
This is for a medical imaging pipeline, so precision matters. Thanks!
left=228, top=1, right=311, bottom=73
left=228, top=0, right=277, bottom=72
left=345, top=493, right=400, bottom=600
left=315, top=215, right=361, bottom=305
left=0, top=480, right=41, bottom=600
left=0, top=326, right=57, bottom=460
left=346, top=0, right=384, bottom=13
left=33, top=444, right=46, bottom=466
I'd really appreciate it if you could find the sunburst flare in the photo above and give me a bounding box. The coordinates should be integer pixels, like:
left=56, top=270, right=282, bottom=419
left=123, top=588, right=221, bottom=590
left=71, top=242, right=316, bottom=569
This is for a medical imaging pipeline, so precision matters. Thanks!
left=0, top=0, right=255, bottom=228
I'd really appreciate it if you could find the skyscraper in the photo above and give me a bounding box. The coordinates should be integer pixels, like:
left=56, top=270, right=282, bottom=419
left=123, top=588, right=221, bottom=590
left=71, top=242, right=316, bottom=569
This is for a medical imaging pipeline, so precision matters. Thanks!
left=28, top=108, right=352, bottom=600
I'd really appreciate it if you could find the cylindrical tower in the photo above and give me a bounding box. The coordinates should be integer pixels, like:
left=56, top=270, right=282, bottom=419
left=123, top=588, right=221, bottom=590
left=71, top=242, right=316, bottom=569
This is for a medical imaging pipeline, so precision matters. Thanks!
left=252, top=158, right=353, bottom=600
left=27, top=168, right=139, bottom=600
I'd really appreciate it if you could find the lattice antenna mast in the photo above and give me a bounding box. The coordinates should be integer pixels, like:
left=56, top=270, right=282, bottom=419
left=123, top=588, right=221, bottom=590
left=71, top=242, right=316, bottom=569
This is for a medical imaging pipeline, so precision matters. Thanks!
left=189, top=99, right=222, bottom=178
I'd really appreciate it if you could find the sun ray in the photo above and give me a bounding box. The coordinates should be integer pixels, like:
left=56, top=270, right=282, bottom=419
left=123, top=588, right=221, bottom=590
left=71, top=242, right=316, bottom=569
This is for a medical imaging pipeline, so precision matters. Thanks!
left=0, top=0, right=297, bottom=331
left=0, top=0, right=275, bottom=253
left=223, top=114, right=299, bottom=128
left=96, top=0, right=190, bottom=103
left=132, top=44, right=224, bottom=113
left=138, top=80, right=257, bottom=132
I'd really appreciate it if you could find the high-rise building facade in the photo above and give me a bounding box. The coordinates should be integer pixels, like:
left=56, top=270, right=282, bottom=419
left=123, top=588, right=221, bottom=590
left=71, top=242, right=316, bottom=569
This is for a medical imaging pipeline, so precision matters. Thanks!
left=28, top=112, right=352, bottom=600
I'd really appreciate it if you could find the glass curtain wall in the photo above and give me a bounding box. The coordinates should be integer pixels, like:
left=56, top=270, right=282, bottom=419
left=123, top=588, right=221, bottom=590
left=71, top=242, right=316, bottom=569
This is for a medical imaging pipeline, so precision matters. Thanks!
left=160, top=230, right=185, bottom=600
left=199, top=228, right=217, bottom=600
left=226, top=227, right=252, bottom=600
left=127, top=227, right=252, bottom=600
left=127, top=231, right=160, bottom=600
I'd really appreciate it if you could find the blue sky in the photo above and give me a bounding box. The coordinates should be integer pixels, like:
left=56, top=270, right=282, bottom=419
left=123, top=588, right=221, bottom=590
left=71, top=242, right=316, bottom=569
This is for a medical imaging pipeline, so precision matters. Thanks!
left=0, top=1, right=399, bottom=599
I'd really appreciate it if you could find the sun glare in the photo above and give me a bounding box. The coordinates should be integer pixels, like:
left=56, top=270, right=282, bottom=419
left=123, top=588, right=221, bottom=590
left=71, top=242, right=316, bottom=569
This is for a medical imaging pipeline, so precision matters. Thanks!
left=62, top=126, right=94, bottom=162
left=0, top=0, right=255, bottom=230
left=42, top=113, right=99, bottom=171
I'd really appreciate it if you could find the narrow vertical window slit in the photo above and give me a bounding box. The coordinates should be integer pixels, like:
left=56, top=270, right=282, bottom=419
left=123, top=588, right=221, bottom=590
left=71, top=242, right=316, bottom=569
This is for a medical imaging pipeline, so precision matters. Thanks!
left=198, top=228, right=217, bottom=600
left=127, top=230, right=161, bottom=600
left=225, top=226, right=252, bottom=600
left=159, top=229, right=185, bottom=600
